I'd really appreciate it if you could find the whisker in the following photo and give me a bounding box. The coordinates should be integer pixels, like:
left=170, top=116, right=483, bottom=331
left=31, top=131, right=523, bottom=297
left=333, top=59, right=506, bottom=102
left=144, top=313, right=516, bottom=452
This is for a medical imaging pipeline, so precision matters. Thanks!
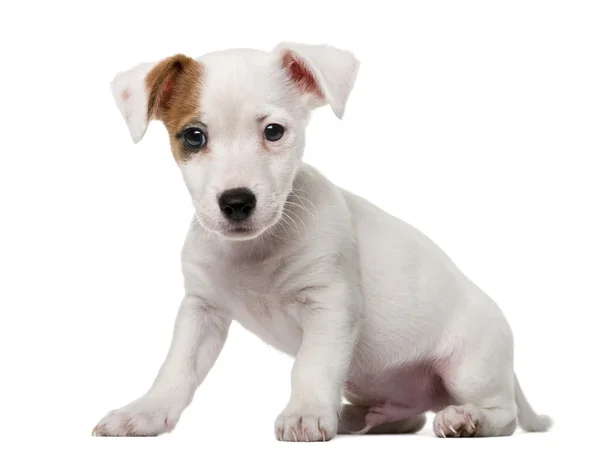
left=283, top=207, right=308, bottom=236
left=279, top=212, right=300, bottom=238
left=289, top=192, right=318, bottom=215
left=280, top=210, right=303, bottom=239
left=284, top=200, right=317, bottom=221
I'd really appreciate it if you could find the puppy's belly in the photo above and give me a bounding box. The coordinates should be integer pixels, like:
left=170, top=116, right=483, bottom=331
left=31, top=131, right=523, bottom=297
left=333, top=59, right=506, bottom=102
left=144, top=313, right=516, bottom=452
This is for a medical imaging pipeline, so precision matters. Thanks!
left=345, top=361, right=451, bottom=416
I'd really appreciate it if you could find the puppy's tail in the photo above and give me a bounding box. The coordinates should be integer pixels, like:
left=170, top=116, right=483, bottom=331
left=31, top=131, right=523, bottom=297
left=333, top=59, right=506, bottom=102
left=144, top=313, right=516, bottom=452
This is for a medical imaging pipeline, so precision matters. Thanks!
left=514, top=374, right=553, bottom=432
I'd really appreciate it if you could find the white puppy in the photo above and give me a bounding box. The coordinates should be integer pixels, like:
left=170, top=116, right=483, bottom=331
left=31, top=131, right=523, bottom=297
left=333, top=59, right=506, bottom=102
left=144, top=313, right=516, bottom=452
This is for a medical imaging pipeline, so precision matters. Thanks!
left=93, top=42, right=551, bottom=440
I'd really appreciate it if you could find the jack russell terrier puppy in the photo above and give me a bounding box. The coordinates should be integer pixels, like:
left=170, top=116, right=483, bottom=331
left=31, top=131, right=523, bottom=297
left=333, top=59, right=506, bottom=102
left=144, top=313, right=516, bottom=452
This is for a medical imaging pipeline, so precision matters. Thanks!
left=92, top=42, right=551, bottom=440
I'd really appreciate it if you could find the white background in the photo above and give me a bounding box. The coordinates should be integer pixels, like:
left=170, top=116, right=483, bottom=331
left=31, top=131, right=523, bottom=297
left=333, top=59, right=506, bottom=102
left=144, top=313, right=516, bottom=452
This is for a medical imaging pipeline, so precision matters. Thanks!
left=0, top=1, right=598, bottom=453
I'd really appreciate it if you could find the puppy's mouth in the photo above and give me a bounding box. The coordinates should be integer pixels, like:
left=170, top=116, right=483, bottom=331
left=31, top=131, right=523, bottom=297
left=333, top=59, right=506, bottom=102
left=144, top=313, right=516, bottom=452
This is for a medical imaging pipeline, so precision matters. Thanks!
left=194, top=202, right=285, bottom=241
left=221, top=225, right=258, bottom=239
left=217, top=209, right=283, bottom=241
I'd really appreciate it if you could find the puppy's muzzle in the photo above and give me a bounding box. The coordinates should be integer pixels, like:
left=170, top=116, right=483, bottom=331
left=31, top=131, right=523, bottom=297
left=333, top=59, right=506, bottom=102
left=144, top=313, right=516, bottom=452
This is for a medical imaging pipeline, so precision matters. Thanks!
left=218, top=188, right=256, bottom=221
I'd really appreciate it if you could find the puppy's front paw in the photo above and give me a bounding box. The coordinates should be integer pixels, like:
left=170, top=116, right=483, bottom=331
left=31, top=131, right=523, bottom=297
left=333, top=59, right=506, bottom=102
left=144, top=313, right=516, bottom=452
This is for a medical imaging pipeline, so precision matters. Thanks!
left=92, top=398, right=180, bottom=437
left=275, top=409, right=337, bottom=442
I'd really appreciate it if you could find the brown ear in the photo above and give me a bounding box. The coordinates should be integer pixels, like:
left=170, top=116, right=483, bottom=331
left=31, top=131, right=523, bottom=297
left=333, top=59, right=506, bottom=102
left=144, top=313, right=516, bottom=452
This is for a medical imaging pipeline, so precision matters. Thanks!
left=145, top=54, right=200, bottom=124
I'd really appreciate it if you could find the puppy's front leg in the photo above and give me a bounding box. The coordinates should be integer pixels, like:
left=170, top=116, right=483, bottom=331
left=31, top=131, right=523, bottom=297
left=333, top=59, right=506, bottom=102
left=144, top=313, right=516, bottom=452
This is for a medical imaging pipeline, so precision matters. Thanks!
left=276, top=283, right=359, bottom=442
left=92, top=295, right=231, bottom=436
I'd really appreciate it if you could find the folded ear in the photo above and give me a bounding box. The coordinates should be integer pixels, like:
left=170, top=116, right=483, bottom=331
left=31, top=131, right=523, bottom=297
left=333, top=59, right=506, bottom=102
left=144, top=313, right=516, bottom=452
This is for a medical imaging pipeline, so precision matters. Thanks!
left=110, top=54, right=200, bottom=143
left=273, top=42, right=360, bottom=119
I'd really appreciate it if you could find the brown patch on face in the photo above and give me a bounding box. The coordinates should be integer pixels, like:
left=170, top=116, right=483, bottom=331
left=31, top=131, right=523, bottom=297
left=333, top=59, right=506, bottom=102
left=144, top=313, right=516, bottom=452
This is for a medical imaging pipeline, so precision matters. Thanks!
left=145, top=54, right=203, bottom=162
left=121, top=89, right=131, bottom=101
left=282, top=50, right=324, bottom=99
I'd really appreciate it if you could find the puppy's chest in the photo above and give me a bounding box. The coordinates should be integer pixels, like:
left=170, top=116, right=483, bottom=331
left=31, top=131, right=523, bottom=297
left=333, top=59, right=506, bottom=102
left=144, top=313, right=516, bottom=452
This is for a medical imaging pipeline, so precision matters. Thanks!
left=213, top=262, right=303, bottom=356
left=231, top=289, right=302, bottom=355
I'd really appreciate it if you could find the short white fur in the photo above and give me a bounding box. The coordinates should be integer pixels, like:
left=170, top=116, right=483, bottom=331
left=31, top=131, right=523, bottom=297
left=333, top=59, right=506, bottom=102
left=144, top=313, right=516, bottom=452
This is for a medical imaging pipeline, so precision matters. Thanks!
left=93, top=42, right=551, bottom=440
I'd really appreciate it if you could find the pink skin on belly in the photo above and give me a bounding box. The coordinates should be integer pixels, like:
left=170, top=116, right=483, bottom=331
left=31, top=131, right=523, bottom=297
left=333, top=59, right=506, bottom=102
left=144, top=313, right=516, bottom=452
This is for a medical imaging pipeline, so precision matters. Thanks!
left=344, top=360, right=452, bottom=431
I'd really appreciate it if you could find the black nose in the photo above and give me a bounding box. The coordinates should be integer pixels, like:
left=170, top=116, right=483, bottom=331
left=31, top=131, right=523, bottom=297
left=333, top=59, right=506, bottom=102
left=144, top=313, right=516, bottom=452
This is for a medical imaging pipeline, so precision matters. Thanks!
left=218, top=188, right=257, bottom=221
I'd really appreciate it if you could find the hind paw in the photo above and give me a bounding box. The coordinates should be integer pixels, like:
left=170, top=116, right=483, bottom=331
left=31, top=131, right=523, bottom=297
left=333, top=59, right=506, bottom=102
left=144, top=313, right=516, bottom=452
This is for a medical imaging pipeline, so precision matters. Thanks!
left=434, top=404, right=482, bottom=438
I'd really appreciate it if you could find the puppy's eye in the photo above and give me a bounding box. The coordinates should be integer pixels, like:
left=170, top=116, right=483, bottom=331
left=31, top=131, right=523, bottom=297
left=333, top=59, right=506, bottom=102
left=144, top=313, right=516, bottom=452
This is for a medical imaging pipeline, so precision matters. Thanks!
left=182, top=128, right=206, bottom=150
left=264, top=124, right=285, bottom=142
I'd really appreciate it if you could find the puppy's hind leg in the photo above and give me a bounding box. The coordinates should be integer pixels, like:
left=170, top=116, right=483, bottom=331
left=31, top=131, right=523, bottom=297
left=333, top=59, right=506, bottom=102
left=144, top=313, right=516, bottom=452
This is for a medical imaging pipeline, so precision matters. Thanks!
left=338, top=404, right=426, bottom=435
left=434, top=348, right=518, bottom=437
left=433, top=298, right=550, bottom=438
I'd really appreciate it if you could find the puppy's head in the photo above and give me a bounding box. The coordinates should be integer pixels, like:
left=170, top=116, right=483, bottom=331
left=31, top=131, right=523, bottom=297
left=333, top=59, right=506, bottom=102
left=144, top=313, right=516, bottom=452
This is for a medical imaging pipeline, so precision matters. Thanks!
left=111, top=43, right=359, bottom=240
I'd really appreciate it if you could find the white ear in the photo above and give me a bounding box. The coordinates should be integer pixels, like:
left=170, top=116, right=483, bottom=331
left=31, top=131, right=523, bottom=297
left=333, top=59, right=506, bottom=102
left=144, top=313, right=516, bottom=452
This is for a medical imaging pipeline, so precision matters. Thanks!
left=273, top=42, right=360, bottom=119
left=110, top=61, right=156, bottom=144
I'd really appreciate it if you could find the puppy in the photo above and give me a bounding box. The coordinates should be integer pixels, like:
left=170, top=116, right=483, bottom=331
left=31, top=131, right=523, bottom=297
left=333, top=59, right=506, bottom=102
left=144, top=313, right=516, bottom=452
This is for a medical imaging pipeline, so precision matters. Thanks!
left=93, top=42, right=551, bottom=440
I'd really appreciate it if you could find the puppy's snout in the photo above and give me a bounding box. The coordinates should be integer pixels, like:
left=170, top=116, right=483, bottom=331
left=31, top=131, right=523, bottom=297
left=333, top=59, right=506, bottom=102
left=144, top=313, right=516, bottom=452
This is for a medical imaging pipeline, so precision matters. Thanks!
left=218, top=188, right=256, bottom=221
